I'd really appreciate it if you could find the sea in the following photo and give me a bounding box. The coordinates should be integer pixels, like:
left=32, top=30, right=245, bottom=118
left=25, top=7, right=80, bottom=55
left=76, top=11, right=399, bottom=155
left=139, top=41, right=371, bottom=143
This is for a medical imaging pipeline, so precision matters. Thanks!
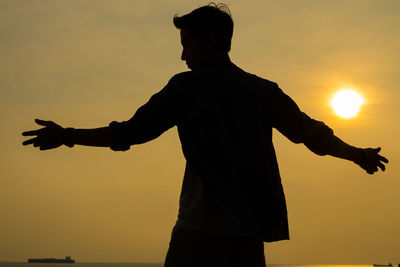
left=0, top=264, right=384, bottom=267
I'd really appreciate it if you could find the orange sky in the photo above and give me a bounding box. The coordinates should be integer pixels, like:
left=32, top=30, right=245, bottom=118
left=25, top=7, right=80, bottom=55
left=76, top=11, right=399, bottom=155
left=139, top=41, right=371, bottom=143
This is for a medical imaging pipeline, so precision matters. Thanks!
left=1, top=0, right=399, bottom=264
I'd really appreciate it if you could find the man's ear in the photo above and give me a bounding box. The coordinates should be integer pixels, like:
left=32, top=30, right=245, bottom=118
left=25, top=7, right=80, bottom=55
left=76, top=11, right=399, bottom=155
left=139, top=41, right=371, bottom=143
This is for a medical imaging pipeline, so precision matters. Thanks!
left=202, top=34, right=216, bottom=50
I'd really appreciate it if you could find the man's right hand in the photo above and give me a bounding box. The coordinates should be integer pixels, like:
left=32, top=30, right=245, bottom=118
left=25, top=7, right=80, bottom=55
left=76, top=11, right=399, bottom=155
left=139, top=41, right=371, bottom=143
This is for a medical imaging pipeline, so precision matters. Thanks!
left=22, top=119, right=65, bottom=150
left=354, top=147, right=389, bottom=174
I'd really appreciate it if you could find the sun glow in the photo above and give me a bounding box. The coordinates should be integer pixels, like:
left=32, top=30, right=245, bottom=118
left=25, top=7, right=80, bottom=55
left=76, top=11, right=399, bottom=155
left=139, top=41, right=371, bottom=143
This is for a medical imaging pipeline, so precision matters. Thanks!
left=330, top=89, right=364, bottom=119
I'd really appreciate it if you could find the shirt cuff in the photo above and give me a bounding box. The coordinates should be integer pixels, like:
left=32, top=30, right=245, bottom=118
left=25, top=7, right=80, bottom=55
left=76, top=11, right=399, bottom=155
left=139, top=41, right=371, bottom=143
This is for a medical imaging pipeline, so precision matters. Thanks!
left=108, top=121, right=131, bottom=151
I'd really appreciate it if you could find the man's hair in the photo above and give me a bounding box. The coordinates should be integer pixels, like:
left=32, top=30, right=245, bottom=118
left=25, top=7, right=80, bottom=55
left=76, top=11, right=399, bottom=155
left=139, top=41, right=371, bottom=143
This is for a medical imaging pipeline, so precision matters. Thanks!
left=173, top=3, right=234, bottom=52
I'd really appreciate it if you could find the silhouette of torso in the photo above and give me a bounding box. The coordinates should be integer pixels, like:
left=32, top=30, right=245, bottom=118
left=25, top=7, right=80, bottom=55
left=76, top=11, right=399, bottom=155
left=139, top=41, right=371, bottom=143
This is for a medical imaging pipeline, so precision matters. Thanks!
left=109, top=61, right=334, bottom=242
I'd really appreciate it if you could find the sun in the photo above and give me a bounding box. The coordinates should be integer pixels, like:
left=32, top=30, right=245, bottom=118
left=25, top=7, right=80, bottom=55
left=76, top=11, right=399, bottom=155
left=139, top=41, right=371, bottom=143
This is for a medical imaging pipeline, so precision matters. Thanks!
left=330, top=89, right=364, bottom=119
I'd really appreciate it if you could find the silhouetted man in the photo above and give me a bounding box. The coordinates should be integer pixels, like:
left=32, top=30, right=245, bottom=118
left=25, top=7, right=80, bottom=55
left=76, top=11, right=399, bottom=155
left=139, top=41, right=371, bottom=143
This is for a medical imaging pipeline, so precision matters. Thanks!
left=22, top=4, right=388, bottom=267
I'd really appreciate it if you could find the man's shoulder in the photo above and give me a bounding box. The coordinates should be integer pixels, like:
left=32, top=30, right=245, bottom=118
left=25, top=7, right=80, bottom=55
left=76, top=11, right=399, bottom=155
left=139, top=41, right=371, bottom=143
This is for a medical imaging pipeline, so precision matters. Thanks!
left=170, top=71, right=196, bottom=83
left=239, top=68, right=279, bottom=89
left=169, top=67, right=281, bottom=93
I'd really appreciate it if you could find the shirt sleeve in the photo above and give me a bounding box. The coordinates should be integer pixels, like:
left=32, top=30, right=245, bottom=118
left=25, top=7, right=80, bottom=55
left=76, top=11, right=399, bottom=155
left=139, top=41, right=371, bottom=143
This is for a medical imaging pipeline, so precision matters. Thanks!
left=270, top=84, right=335, bottom=156
left=108, top=75, right=181, bottom=151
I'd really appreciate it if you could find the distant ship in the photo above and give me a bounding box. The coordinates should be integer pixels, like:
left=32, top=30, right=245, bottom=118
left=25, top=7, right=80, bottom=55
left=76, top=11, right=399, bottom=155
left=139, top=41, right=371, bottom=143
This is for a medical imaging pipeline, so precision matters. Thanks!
left=373, top=264, right=393, bottom=267
left=28, top=256, right=75, bottom=263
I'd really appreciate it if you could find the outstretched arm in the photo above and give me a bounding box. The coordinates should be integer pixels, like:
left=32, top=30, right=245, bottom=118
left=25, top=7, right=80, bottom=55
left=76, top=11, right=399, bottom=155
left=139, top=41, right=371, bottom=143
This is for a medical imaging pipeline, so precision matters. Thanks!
left=22, top=75, right=181, bottom=151
left=22, top=119, right=112, bottom=150
left=269, top=85, right=389, bottom=175
left=324, top=135, right=388, bottom=174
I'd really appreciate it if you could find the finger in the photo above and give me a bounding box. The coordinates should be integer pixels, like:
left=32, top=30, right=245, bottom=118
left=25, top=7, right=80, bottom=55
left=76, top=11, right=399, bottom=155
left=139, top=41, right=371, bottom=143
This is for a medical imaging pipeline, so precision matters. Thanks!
left=39, top=145, right=54, bottom=151
left=367, top=165, right=378, bottom=174
left=379, top=155, right=389, bottom=163
left=22, top=138, right=37, bottom=145
left=33, top=142, right=40, bottom=147
left=377, top=162, right=385, bottom=171
left=22, top=129, right=43, bottom=136
left=35, top=119, right=55, bottom=127
left=374, top=147, right=381, bottom=153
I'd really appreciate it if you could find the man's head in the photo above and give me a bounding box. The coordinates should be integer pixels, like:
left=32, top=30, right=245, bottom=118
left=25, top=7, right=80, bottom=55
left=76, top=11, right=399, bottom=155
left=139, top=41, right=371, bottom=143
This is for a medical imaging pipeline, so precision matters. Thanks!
left=173, top=3, right=234, bottom=70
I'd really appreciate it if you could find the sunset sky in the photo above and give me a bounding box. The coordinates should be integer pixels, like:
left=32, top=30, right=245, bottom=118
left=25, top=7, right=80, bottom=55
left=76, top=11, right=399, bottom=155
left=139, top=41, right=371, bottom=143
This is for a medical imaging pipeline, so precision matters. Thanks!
left=1, top=0, right=399, bottom=264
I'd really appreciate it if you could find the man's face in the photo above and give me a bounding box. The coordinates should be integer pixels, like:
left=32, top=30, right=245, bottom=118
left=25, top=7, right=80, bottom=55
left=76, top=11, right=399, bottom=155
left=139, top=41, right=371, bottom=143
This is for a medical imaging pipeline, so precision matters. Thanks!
left=180, top=29, right=210, bottom=70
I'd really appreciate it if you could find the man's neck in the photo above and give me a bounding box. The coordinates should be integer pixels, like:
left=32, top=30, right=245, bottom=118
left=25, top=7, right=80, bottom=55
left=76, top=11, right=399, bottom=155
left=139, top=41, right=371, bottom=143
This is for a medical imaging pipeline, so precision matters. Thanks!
left=200, top=53, right=232, bottom=70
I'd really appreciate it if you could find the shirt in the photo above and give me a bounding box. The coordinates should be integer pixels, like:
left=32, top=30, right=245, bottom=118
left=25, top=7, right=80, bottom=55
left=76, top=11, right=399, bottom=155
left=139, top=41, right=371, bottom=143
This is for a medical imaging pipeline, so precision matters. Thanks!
left=109, top=61, right=335, bottom=242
